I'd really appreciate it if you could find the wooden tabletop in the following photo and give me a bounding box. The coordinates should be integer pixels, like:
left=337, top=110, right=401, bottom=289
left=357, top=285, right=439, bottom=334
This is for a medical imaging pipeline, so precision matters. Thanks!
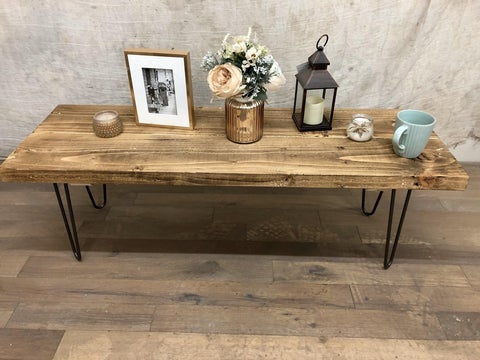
left=0, top=104, right=469, bottom=190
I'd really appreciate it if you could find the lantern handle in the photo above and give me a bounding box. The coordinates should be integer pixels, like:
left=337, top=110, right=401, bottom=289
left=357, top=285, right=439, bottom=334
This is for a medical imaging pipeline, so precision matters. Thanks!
left=316, top=34, right=329, bottom=51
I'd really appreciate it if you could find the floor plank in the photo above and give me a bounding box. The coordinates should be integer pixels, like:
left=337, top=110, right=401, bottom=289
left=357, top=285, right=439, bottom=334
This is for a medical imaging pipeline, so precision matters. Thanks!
left=0, top=328, right=64, bottom=360
left=150, top=304, right=446, bottom=339
left=0, top=254, right=28, bottom=277
left=0, top=277, right=353, bottom=309
left=53, top=331, right=480, bottom=360
left=436, top=312, right=480, bottom=340
left=18, top=254, right=274, bottom=282
left=272, top=260, right=470, bottom=286
left=7, top=301, right=155, bottom=331
left=463, top=265, right=480, bottom=289
left=351, top=284, right=480, bottom=312
left=0, top=304, right=13, bottom=328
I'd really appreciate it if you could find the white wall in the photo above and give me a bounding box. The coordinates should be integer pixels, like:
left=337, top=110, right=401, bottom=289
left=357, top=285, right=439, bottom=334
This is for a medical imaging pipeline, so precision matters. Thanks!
left=1, top=0, right=478, bottom=161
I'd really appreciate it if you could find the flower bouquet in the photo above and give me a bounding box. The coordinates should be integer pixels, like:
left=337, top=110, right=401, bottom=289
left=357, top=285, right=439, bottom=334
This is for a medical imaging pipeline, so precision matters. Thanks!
left=201, top=28, right=285, bottom=101
left=201, top=28, right=285, bottom=143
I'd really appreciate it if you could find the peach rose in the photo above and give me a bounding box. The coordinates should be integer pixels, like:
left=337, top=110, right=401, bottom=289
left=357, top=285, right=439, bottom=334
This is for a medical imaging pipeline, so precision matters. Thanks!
left=207, top=63, right=245, bottom=98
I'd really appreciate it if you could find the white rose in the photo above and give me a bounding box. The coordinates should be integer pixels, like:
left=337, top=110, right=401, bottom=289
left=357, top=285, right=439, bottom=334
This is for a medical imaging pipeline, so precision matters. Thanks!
left=207, top=63, right=245, bottom=98
left=232, top=41, right=247, bottom=54
left=246, top=47, right=261, bottom=62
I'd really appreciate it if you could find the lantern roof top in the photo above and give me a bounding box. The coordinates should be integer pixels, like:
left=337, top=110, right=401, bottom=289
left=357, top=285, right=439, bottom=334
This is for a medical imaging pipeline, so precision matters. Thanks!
left=295, top=34, right=338, bottom=89
left=310, top=34, right=330, bottom=70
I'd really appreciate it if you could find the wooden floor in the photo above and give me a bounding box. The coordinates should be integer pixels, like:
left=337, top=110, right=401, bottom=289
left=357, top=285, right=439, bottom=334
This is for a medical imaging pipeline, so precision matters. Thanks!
left=0, top=163, right=479, bottom=359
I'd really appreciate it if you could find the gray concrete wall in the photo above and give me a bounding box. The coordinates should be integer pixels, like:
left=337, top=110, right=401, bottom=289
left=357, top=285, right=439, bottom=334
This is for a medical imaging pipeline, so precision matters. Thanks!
left=1, top=0, right=478, bottom=161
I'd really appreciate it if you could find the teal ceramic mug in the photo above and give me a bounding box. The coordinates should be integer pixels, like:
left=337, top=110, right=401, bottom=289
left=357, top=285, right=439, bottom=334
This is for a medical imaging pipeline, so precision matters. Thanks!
left=392, top=110, right=436, bottom=158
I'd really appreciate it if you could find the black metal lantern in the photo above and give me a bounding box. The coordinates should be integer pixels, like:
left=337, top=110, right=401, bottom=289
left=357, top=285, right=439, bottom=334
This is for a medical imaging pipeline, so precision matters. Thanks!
left=292, top=34, right=338, bottom=131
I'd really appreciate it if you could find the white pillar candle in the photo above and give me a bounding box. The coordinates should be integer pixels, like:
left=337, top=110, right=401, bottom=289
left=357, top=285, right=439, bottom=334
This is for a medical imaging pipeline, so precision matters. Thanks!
left=303, top=96, right=324, bottom=125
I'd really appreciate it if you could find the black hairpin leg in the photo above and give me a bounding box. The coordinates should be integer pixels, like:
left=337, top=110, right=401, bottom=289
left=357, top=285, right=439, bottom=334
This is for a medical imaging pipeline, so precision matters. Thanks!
left=361, top=188, right=413, bottom=269
left=384, top=189, right=412, bottom=269
left=362, top=189, right=384, bottom=216
left=53, top=183, right=108, bottom=260
left=85, top=184, right=107, bottom=209
left=53, top=183, right=82, bottom=261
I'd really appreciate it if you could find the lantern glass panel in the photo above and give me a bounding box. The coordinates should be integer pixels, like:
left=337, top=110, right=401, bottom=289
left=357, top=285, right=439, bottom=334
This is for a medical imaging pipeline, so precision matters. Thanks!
left=293, top=81, right=305, bottom=123
left=322, top=88, right=336, bottom=125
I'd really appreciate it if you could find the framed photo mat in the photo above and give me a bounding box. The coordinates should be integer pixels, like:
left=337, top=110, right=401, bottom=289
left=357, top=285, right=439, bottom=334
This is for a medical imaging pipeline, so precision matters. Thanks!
left=124, top=48, right=194, bottom=129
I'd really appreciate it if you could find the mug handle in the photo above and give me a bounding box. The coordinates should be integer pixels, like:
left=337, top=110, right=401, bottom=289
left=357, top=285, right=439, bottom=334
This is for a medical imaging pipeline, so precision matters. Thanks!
left=393, top=125, right=408, bottom=154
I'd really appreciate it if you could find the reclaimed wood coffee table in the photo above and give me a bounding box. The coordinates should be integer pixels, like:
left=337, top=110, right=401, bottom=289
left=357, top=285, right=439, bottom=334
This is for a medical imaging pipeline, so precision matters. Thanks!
left=0, top=105, right=469, bottom=268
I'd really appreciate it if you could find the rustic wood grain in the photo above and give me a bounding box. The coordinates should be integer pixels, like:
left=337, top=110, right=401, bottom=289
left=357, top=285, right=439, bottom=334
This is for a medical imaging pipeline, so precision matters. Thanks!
left=357, top=210, right=480, bottom=249
left=0, top=105, right=469, bottom=190
left=0, top=302, right=15, bottom=328
left=0, top=312, right=11, bottom=328
left=18, top=254, right=274, bottom=283
left=7, top=302, right=155, bottom=331
left=0, top=329, right=64, bottom=360
left=436, top=312, right=480, bottom=340
left=272, top=260, right=470, bottom=286
left=52, top=331, right=480, bottom=360
left=463, top=265, right=480, bottom=289
left=351, top=284, right=480, bottom=312
left=0, top=254, right=29, bottom=277
left=0, top=277, right=353, bottom=309
left=149, top=304, right=446, bottom=339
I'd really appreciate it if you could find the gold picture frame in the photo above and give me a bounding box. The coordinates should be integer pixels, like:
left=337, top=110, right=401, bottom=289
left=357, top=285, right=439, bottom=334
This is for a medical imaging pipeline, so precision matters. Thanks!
left=124, top=49, right=194, bottom=129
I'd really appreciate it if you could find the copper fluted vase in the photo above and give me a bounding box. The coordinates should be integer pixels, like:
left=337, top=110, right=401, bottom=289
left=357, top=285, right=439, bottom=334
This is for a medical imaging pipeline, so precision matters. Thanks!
left=225, top=97, right=264, bottom=144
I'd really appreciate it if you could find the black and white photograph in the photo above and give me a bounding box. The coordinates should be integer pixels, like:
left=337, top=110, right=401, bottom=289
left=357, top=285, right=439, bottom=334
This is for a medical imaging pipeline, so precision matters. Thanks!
left=142, top=67, right=177, bottom=115
left=125, top=49, right=194, bottom=129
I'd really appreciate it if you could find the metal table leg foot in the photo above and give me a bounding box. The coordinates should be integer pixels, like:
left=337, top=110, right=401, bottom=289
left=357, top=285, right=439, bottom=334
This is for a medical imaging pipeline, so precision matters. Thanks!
left=361, top=188, right=413, bottom=269
left=85, top=184, right=107, bottom=209
left=383, top=189, right=412, bottom=269
left=362, top=189, right=384, bottom=216
left=53, top=183, right=82, bottom=261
